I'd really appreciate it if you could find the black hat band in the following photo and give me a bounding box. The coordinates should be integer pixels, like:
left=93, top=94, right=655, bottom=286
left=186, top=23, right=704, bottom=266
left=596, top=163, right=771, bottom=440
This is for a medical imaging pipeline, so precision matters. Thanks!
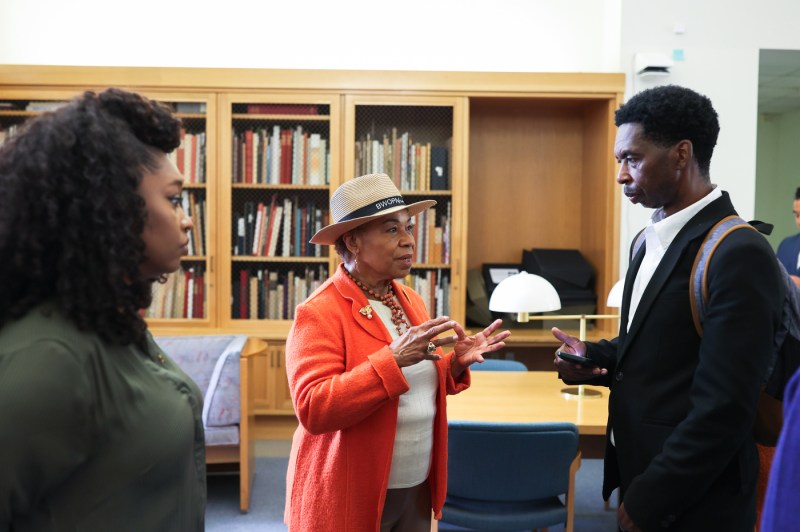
left=338, top=196, right=406, bottom=222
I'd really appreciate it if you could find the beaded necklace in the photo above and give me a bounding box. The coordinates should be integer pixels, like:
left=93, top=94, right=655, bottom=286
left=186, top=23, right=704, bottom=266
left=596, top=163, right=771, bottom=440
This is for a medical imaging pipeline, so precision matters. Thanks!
left=345, top=269, right=409, bottom=336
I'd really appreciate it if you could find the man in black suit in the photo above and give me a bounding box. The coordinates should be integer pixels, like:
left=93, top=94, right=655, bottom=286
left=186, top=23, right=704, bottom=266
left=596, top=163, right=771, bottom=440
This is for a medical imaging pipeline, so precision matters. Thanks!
left=552, top=85, right=785, bottom=531
left=776, top=186, right=800, bottom=287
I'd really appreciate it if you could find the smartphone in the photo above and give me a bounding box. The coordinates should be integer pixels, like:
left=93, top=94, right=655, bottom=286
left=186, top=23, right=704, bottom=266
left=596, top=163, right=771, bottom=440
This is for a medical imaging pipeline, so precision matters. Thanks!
left=556, top=351, right=600, bottom=368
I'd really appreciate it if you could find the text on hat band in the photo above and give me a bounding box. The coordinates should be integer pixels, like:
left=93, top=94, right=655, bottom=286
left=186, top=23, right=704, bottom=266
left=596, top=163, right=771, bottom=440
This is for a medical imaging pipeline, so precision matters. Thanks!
left=339, top=195, right=406, bottom=222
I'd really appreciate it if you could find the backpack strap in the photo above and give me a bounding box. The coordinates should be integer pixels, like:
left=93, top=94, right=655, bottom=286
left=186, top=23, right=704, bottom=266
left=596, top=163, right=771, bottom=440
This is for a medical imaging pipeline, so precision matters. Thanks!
left=690, top=215, right=758, bottom=335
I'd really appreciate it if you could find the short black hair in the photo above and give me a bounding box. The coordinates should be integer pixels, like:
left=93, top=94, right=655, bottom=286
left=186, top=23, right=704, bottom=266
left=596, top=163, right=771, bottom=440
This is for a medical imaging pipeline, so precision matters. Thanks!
left=0, top=88, right=182, bottom=345
left=334, top=226, right=365, bottom=263
left=795, top=187, right=800, bottom=201
left=615, top=85, right=719, bottom=177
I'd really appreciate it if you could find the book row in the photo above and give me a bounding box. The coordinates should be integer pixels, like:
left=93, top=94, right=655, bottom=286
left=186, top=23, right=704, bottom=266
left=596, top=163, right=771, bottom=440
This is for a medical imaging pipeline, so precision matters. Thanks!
left=146, top=266, right=206, bottom=319
left=173, top=102, right=207, bottom=114
left=0, top=125, right=19, bottom=144
left=400, top=269, right=451, bottom=319
left=0, top=100, right=205, bottom=114
left=24, top=101, right=68, bottom=112
left=233, top=196, right=328, bottom=258
left=232, top=265, right=329, bottom=320
left=182, top=190, right=207, bottom=257
left=355, top=130, right=449, bottom=191
left=413, top=202, right=452, bottom=264
left=144, top=265, right=449, bottom=321
left=167, top=130, right=206, bottom=184
left=0, top=128, right=207, bottom=187
left=232, top=125, right=330, bottom=186
left=240, top=103, right=321, bottom=115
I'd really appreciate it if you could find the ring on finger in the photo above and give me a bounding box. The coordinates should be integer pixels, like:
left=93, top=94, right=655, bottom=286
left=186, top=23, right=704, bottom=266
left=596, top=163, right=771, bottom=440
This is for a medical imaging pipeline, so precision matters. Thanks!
left=427, top=342, right=436, bottom=354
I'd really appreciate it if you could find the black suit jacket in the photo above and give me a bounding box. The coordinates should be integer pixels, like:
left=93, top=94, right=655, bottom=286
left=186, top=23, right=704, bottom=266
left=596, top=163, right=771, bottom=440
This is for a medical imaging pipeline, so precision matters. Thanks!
left=586, top=192, right=785, bottom=531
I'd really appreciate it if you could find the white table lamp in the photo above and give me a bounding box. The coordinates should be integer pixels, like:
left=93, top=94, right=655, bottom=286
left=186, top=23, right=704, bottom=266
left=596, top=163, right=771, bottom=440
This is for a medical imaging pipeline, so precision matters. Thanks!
left=489, top=271, right=623, bottom=398
left=488, top=271, right=562, bottom=320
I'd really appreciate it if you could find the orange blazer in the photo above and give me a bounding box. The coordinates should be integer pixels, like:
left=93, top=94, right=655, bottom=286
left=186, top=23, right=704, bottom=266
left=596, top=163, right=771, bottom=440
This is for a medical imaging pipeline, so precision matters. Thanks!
left=284, top=264, right=470, bottom=531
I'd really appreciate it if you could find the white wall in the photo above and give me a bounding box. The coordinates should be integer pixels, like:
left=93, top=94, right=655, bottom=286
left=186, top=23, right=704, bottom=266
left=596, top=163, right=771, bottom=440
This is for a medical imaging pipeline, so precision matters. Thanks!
left=756, top=110, right=800, bottom=249
left=618, top=0, right=800, bottom=271
left=755, top=114, right=782, bottom=249
left=0, top=0, right=621, bottom=72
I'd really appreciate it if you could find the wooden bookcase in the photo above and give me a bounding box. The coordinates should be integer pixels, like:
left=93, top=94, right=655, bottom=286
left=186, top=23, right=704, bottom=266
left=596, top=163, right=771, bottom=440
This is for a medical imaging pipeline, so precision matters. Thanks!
left=0, top=66, right=624, bottom=415
left=216, top=92, right=341, bottom=337
left=343, top=94, right=468, bottom=324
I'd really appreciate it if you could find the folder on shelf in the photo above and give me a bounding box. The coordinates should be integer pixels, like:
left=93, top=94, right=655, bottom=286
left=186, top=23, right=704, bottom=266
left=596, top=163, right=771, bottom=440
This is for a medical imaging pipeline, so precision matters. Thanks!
left=430, top=146, right=448, bottom=190
left=521, top=248, right=596, bottom=306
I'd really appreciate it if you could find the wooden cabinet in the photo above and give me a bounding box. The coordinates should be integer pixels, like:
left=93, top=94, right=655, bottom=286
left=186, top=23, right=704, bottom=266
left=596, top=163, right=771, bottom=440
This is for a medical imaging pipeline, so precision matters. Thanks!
left=254, top=343, right=294, bottom=414
left=467, top=95, right=622, bottom=338
left=0, top=66, right=624, bottom=414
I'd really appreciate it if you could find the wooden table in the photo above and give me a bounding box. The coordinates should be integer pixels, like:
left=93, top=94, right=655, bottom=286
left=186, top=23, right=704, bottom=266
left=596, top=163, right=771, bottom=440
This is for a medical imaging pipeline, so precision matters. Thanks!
left=447, top=371, right=609, bottom=456
left=431, top=371, right=611, bottom=530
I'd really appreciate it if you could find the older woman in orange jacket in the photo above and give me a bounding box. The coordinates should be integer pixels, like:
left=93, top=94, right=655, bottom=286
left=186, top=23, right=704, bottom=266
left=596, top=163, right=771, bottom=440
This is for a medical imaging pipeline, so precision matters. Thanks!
left=284, top=173, right=509, bottom=531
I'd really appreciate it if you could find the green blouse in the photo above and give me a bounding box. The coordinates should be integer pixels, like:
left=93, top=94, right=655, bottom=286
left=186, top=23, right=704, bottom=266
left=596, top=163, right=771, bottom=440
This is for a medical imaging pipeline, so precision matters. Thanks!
left=0, top=304, right=206, bottom=531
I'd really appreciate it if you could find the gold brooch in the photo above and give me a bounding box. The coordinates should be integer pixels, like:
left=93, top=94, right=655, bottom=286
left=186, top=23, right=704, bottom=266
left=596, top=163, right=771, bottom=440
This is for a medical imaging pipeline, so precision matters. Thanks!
left=359, top=305, right=373, bottom=319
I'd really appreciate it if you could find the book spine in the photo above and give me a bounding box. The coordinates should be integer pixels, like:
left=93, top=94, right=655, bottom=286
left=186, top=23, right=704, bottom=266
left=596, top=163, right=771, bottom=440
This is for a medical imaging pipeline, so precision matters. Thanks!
left=240, top=270, right=249, bottom=319
left=198, top=196, right=206, bottom=257
left=249, top=274, right=258, bottom=319
left=271, top=126, right=281, bottom=185
left=176, top=128, right=186, bottom=176
left=195, top=266, right=204, bottom=318
left=268, top=205, right=283, bottom=257
left=182, top=191, right=194, bottom=256
left=244, top=129, right=254, bottom=184
left=282, top=197, right=292, bottom=257
left=252, top=202, right=263, bottom=256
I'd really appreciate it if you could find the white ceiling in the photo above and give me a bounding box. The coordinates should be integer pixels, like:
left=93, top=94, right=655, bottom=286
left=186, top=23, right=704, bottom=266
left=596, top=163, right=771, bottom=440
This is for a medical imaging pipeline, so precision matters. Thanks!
left=759, top=49, right=800, bottom=115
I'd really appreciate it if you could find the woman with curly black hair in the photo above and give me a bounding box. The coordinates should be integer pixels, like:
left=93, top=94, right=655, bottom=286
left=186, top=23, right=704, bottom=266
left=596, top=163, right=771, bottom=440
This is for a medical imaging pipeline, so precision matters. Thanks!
left=0, top=88, right=205, bottom=530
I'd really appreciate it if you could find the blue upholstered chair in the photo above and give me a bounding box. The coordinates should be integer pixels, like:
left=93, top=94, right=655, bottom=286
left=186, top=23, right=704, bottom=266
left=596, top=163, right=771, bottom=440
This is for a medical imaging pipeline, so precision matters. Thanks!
left=439, top=421, right=581, bottom=532
left=472, top=358, right=527, bottom=371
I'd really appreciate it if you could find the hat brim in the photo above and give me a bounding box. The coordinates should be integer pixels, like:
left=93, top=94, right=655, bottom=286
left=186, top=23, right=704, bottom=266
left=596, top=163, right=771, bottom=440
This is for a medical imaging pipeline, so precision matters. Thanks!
left=310, top=199, right=437, bottom=245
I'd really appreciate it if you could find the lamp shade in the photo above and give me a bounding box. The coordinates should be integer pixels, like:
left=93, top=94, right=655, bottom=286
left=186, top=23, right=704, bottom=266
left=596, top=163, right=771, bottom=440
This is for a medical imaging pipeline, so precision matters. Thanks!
left=606, top=279, right=624, bottom=308
left=488, top=271, right=561, bottom=313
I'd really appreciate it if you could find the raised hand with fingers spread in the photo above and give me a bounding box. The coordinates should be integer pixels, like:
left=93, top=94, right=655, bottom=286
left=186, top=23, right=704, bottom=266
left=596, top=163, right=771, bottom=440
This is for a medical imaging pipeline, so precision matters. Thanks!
left=390, top=316, right=455, bottom=367
left=450, top=319, right=511, bottom=378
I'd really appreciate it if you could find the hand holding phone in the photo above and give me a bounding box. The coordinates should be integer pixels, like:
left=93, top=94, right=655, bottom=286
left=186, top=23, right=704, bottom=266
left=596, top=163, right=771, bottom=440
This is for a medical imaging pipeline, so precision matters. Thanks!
left=556, top=351, right=599, bottom=368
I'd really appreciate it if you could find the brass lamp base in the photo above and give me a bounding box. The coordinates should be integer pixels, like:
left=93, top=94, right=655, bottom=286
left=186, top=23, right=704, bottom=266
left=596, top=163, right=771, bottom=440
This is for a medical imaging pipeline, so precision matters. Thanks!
left=560, top=386, right=603, bottom=398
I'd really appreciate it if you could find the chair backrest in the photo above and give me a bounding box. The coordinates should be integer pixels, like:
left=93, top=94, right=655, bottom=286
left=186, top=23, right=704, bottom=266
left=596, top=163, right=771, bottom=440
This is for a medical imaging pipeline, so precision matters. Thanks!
left=447, top=421, right=579, bottom=501
left=472, top=358, right=527, bottom=371
left=153, top=334, right=247, bottom=427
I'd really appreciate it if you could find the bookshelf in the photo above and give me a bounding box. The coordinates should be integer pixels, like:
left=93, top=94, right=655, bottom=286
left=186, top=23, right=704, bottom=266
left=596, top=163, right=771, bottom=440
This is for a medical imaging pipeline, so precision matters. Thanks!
left=0, top=67, right=624, bottom=415
left=343, top=95, right=467, bottom=323
left=217, top=93, right=341, bottom=338
left=146, top=94, right=216, bottom=328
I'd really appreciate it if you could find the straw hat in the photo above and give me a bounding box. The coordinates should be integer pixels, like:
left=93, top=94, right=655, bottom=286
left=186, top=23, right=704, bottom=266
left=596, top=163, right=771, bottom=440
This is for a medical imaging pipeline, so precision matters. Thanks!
left=310, top=173, right=436, bottom=245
